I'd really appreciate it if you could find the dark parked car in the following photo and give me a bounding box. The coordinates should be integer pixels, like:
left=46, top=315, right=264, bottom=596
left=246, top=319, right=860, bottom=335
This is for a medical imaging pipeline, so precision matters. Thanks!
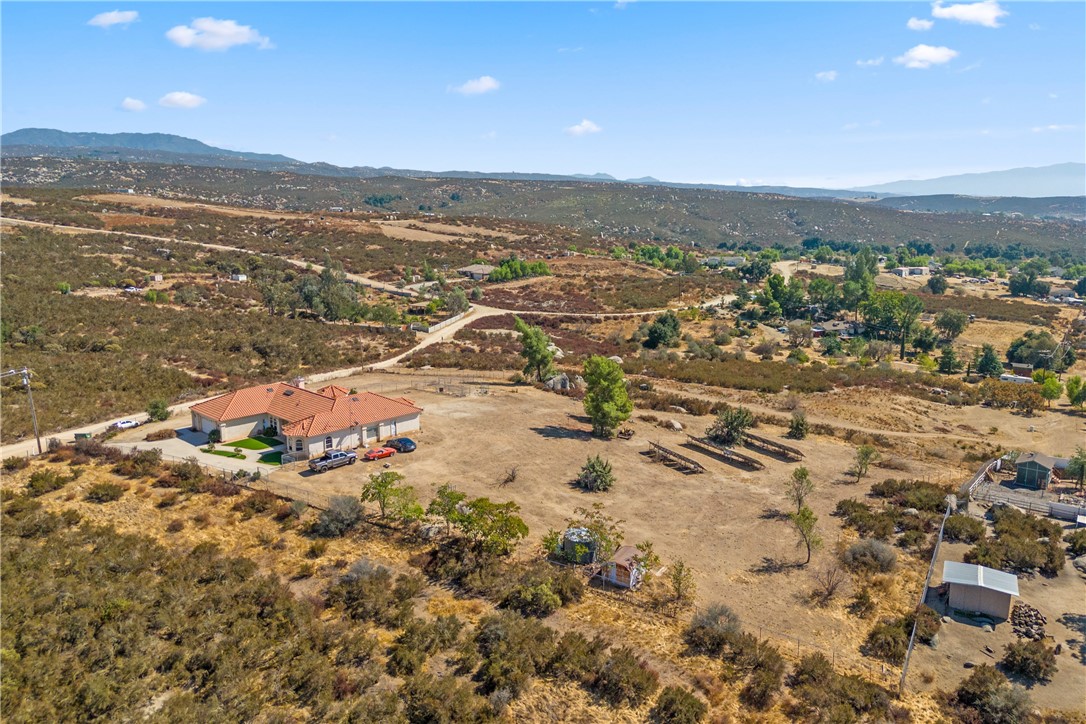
left=386, top=437, right=417, bottom=453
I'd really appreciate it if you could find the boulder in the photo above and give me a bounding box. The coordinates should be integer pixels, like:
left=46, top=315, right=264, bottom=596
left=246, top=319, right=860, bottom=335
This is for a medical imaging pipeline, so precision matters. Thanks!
left=982, top=624, right=993, bottom=633
left=573, top=376, right=586, bottom=389
left=1073, top=555, right=1086, bottom=574
left=668, top=405, right=689, bottom=415
left=544, top=373, right=571, bottom=391
left=608, top=355, right=623, bottom=364
left=902, top=508, right=920, bottom=516
left=664, top=419, right=684, bottom=432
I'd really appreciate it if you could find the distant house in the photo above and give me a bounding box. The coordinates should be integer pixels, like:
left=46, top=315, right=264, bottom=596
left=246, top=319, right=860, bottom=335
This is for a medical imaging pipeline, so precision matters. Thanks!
left=190, top=382, right=422, bottom=458
left=822, top=320, right=864, bottom=336
left=598, top=545, right=644, bottom=589
left=457, top=264, right=496, bottom=281
left=703, top=257, right=722, bottom=268
left=229, top=274, right=248, bottom=282
left=720, top=256, right=746, bottom=268
left=1010, top=362, right=1034, bottom=375
left=1014, top=452, right=1063, bottom=489
left=149, top=274, right=164, bottom=282
left=1049, top=288, right=1076, bottom=301
left=941, top=561, right=1018, bottom=620
left=890, top=266, right=929, bottom=277
left=329, top=206, right=345, bottom=212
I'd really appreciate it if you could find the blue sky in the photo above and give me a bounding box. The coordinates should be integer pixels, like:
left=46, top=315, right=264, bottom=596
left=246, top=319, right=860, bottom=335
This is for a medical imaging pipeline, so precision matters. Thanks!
left=2, top=2, right=1083, bottom=187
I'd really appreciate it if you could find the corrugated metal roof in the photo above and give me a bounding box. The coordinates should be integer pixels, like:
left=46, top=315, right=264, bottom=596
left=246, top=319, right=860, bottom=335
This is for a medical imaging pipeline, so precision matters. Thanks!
left=942, top=561, right=1019, bottom=597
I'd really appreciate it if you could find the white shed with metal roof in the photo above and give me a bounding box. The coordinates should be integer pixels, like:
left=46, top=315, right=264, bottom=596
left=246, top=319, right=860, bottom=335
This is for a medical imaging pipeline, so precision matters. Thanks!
left=941, top=561, right=1019, bottom=620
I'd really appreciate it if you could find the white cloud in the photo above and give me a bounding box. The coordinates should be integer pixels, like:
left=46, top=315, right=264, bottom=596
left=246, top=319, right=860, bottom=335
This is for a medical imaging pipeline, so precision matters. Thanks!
left=1031, top=124, right=1077, bottom=133
left=907, top=17, right=934, bottom=31
left=166, top=17, right=273, bottom=51
left=450, top=76, right=501, bottom=95
left=159, top=91, right=207, bottom=109
left=565, top=119, right=601, bottom=137
left=815, top=70, right=838, bottom=82
left=88, top=10, right=138, bottom=28
left=856, top=57, right=884, bottom=67
left=614, top=0, right=634, bottom=9
left=120, top=97, right=146, bottom=112
left=893, top=44, right=959, bottom=69
left=931, top=1, right=1008, bottom=28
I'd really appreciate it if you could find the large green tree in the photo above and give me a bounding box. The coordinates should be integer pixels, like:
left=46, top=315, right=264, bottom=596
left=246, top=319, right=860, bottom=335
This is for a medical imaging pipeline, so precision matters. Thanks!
left=934, top=309, right=969, bottom=341
left=582, top=355, right=632, bottom=438
left=513, top=316, right=556, bottom=382
left=975, top=344, right=1004, bottom=378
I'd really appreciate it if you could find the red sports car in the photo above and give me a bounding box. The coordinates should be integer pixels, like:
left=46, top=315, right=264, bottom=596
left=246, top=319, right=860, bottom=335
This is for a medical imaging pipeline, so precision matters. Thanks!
left=362, top=446, right=396, bottom=461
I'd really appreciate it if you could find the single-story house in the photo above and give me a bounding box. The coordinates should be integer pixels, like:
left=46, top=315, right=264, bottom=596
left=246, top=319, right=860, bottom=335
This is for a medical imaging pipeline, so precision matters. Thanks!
left=1015, top=452, right=1061, bottom=489
left=457, top=264, right=496, bottom=281
left=822, top=320, right=865, bottom=336
left=719, top=256, right=746, bottom=268
left=149, top=274, right=164, bottom=282
left=190, top=382, right=422, bottom=458
left=229, top=273, right=248, bottom=282
left=1009, top=362, right=1034, bottom=375
left=598, top=545, right=644, bottom=589
left=890, top=266, right=929, bottom=277
left=941, top=561, right=1018, bottom=620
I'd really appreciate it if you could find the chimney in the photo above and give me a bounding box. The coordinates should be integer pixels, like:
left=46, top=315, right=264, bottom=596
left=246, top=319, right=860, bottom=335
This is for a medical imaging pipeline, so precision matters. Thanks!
left=291, top=376, right=305, bottom=390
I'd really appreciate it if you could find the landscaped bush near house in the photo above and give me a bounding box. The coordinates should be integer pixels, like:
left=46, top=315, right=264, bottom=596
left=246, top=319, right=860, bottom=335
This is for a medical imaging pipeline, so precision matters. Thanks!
left=593, top=646, right=660, bottom=708
left=311, top=496, right=364, bottom=537
left=145, top=428, right=177, bottom=441
left=1001, top=639, right=1058, bottom=683
left=943, top=514, right=986, bottom=543
left=85, top=482, right=125, bottom=503
left=649, top=685, right=707, bottom=723
left=842, top=540, right=897, bottom=573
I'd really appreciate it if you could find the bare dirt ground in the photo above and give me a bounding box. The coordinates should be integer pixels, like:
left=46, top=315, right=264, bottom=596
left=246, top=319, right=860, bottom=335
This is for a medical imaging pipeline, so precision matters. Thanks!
left=0, top=193, right=36, bottom=205
left=909, top=533, right=1086, bottom=713
left=93, top=212, right=177, bottom=229
left=273, top=376, right=947, bottom=660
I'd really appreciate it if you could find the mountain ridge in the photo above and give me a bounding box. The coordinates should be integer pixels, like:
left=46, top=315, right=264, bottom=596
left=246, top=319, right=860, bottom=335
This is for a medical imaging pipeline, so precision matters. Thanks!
left=3, top=128, right=1082, bottom=200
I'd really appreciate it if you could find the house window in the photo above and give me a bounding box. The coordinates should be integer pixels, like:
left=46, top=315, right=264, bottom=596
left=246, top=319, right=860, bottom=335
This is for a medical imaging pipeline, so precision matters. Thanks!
left=294, top=439, right=302, bottom=452
left=325, top=436, right=333, bottom=451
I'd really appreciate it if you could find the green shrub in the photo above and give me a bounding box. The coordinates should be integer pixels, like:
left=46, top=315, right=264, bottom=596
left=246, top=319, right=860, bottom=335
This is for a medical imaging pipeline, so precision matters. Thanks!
left=312, top=496, right=364, bottom=537
left=146, top=399, right=170, bottom=422
left=113, top=449, right=163, bottom=478
left=685, top=603, right=741, bottom=655
left=25, top=469, right=72, bottom=497
left=85, top=482, right=125, bottom=503
left=548, top=631, right=609, bottom=684
left=594, top=646, right=660, bottom=708
left=1067, top=529, right=1086, bottom=557
left=576, top=454, right=616, bottom=492
left=1001, top=639, right=1058, bottom=683
left=863, top=619, right=908, bottom=664
left=503, top=582, right=562, bottom=617
left=650, top=685, right=707, bottom=723
left=326, top=560, right=421, bottom=627
left=474, top=611, right=557, bottom=695
left=912, top=605, right=942, bottom=645
left=2, top=456, right=29, bottom=472
left=955, top=664, right=1033, bottom=724
left=943, top=514, right=986, bottom=543
left=400, top=672, right=492, bottom=723
left=787, top=411, right=809, bottom=440
left=842, top=540, right=897, bottom=573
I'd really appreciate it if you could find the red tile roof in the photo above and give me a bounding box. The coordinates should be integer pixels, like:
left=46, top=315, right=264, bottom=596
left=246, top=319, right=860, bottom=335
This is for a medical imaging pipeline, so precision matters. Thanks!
left=191, top=383, right=422, bottom=438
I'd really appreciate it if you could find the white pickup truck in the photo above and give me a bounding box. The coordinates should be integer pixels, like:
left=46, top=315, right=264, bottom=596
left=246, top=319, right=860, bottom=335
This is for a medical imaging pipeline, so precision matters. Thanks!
left=308, top=449, right=357, bottom=473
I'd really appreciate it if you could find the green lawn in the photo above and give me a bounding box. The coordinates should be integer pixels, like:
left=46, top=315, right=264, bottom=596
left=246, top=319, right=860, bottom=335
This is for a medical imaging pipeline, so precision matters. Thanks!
left=258, top=451, right=283, bottom=466
left=201, top=447, right=246, bottom=460
left=229, top=436, right=282, bottom=450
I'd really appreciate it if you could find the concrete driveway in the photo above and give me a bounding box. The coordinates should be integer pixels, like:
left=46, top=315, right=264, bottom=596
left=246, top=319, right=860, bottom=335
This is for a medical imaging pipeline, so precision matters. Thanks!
left=110, top=426, right=283, bottom=476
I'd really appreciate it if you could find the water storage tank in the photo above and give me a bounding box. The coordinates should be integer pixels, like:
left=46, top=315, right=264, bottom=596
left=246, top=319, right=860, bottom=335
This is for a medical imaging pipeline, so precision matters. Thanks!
left=561, top=527, right=598, bottom=564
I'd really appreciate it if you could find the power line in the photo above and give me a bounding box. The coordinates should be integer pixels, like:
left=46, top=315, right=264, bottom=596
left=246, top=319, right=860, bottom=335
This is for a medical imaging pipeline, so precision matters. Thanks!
left=2, top=367, right=42, bottom=455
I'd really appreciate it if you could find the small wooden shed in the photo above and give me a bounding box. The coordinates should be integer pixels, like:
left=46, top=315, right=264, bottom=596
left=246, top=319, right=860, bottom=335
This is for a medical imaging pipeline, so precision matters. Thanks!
left=942, top=561, right=1019, bottom=620
left=1015, top=452, right=1057, bottom=489
left=599, top=545, right=644, bottom=589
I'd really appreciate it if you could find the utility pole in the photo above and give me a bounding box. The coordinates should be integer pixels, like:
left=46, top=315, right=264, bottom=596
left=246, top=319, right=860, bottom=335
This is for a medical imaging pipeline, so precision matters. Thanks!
left=3, top=367, right=42, bottom=454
